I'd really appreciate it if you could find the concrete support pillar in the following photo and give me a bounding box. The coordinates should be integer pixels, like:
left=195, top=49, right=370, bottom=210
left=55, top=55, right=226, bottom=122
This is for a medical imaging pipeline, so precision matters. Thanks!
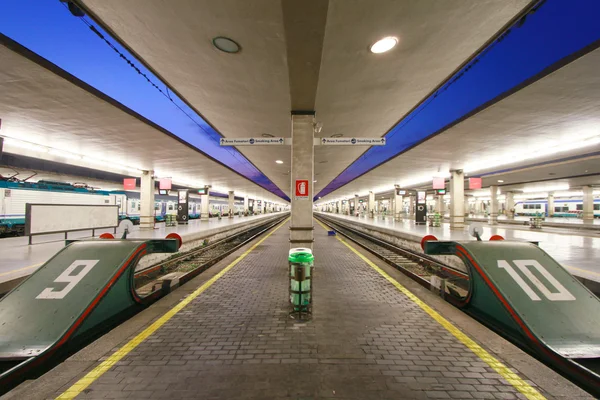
left=449, top=170, right=465, bottom=230
left=409, top=195, right=415, bottom=219
left=244, top=196, right=249, bottom=215
left=547, top=192, right=554, bottom=217
left=201, top=188, right=210, bottom=221
left=582, top=186, right=594, bottom=222
left=354, top=194, right=359, bottom=216
left=506, top=192, right=515, bottom=219
left=435, top=196, right=443, bottom=214
left=368, top=191, right=375, bottom=218
left=336, top=201, right=340, bottom=214
left=394, top=191, right=403, bottom=221
left=464, top=196, right=469, bottom=216
left=228, top=191, right=235, bottom=218
left=489, top=185, right=498, bottom=225
left=140, top=170, right=155, bottom=230
left=290, top=114, right=314, bottom=250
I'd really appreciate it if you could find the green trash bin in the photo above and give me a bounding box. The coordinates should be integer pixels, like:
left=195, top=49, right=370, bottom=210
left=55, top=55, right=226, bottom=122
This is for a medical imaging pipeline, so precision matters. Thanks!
left=289, top=248, right=314, bottom=316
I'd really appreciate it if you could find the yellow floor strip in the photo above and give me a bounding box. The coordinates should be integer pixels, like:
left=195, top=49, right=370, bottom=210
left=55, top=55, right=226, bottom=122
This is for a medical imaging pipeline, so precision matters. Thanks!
left=0, top=262, right=43, bottom=278
left=567, top=265, right=600, bottom=278
left=56, top=218, right=289, bottom=400
left=315, top=219, right=546, bottom=400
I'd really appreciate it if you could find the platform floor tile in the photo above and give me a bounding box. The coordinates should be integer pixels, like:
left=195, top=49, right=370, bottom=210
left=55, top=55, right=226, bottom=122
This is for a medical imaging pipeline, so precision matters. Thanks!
left=64, top=222, right=548, bottom=399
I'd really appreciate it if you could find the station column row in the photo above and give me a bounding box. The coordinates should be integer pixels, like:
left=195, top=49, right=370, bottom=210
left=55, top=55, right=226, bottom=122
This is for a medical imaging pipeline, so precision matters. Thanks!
left=449, top=170, right=464, bottom=230
left=289, top=113, right=314, bottom=249
left=140, top=170, right=155, bottom=230
left=583, top=186, right=594, bottom=222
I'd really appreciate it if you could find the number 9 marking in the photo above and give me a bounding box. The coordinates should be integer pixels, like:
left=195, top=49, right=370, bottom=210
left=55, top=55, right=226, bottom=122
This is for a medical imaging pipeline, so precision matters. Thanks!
left=36, top=260, right=100, bottom=300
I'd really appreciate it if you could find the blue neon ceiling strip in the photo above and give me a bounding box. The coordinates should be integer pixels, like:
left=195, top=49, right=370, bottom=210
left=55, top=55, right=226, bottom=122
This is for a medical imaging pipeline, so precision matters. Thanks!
left=316, top=0, right=600, bottom=200
left=0, top=0, right=289, bottom=201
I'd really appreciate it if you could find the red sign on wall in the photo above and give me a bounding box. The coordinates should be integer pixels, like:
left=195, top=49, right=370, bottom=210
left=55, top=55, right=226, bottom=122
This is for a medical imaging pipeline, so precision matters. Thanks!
left=123, top=178, right=136, bottom=190
left=295, top=179, right=309, bottom=198
left=432, top=177, right=445, bottom=189
left=159, top=178, right=172, bottom=190
left=469, top=177, right=482, bottom=189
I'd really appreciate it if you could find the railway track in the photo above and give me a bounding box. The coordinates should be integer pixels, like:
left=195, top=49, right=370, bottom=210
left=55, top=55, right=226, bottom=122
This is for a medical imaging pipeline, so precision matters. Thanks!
left=315, top=214, right=469, bottom=296
left=134, top=215, right=288, bottom=297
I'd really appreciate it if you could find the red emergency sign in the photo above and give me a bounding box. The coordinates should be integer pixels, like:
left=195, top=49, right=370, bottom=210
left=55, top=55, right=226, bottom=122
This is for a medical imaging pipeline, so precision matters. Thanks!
left=295, top=180, right=309, bottom=197
left=123, top=178, right=136, bottom=190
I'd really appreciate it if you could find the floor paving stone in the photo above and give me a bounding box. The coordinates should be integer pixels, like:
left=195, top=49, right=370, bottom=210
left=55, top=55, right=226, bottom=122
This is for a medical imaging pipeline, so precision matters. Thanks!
left=59, top=222, right=553, bottom=399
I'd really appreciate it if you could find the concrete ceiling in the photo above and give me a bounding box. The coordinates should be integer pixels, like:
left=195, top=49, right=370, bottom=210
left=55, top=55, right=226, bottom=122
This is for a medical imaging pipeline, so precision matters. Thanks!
left=78, top=0, right=530, bottom=197
left=315, top=45, right=600, bottom=203
left=0, top=41, right=285, bottom=204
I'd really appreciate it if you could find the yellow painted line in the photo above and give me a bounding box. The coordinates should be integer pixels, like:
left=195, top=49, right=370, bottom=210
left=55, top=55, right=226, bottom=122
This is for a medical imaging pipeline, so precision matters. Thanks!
left=567, top=265, right=600, bottom=278
left=315, top=219, right=546, bottom=400
left=56, top=218, right=289, bottom=400
left=0, top=262, right=43, bottom=278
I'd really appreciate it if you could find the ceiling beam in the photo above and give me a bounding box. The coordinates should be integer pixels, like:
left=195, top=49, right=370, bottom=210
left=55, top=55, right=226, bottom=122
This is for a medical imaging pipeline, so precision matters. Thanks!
left=281, top=0, right=329, bottom=112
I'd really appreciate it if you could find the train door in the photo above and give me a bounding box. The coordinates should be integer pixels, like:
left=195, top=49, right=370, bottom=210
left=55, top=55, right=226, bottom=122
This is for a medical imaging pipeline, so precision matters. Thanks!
left=161, top=201, right=167, bottom=215
left=109, top=194, right=127, bottom=216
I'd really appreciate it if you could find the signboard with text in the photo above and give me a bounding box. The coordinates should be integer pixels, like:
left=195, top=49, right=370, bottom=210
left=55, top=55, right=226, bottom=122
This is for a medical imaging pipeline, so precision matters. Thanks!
left=123, top=178, right=136, bottom=190
left=432, top=177, right=445, bottom=189
left=220, top=137, right=285, bottom=146
left=469, top=177, right=482, bottom=189
left=320, top=137, right=386, bottom=146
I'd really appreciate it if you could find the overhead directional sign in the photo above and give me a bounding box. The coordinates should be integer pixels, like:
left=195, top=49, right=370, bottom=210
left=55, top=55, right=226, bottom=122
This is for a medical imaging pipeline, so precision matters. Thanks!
left=220, top=137, right=285, bottom=146
left=320, top=137, right=386, bottom=146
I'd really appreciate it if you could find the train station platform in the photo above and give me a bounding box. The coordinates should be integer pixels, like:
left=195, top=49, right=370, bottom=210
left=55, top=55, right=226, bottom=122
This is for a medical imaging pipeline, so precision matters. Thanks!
left=4, top=218, right=592, bottom=399
left=462, top=215, right=600, bottom=231
left=0, top=212, right=287, bottom=289
left=315, top=212, right=600, bottom=286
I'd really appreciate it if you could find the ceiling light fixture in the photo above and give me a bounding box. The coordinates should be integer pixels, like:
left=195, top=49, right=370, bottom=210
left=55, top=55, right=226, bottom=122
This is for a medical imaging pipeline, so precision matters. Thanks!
left=331, top=133, right=343, bottom=138
left=497, top=180, right=504, bottom=183
left=275, top=160, right=284, bottom=164
left=262, top=133, right=274, bottom=138
left=370, top=36, right=398, bottom=54
left=212, top=37, right=241, bottom=54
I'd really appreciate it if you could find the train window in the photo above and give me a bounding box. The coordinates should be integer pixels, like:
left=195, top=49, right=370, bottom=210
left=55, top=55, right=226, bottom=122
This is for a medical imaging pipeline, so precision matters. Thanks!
left=594, top=204, right=600, bottom=211
left=168, top=204, right=174, bottom=211
left=576, top=204, right=583, bottom=211
left=535, top=204, right=541, bottom=209
left=155, top=203, right=160, bottom=211
left=138, top=203, right=141, bottom=211
left=523, top=204, right=529, bottom=209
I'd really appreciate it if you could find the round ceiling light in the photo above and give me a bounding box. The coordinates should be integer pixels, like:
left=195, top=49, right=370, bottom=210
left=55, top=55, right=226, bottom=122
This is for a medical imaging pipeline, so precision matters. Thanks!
left=275, top=160, right=284, bottom=164
left=370, top=36, right=398, bottom=54
left=212, top=37, right=241, bottom=54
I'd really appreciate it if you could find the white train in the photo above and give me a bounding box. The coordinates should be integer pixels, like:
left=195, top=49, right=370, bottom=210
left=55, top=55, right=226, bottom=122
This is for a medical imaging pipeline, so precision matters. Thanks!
left=514, top=199, right=600, bottom=217
left=0, top=180, right=246, bottom=236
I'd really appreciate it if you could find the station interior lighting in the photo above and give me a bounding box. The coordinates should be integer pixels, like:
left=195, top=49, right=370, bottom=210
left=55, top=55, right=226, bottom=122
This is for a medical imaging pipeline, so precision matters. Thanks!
left=2, top=136, right=288, bottom=204
left=275, top=160, right=284, bottom=164
left=370, top=36, right=398, bottom=53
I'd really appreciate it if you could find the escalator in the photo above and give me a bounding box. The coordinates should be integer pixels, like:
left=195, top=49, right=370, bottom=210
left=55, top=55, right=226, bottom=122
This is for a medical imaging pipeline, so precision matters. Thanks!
left=0, top=238, right=178, bottom=393
left=425, top=239, right=600, bottom=397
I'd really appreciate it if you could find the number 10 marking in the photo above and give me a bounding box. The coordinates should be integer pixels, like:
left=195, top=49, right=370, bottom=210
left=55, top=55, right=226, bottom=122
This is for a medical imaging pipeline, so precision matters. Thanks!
left=36, top=260, right=100, bottom=300
left=497, top=259, right=575, bottom=301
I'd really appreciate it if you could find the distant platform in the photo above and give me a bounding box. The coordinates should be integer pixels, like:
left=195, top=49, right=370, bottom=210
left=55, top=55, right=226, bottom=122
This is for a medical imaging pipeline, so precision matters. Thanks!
left=316, top=212, right=600, bottom=284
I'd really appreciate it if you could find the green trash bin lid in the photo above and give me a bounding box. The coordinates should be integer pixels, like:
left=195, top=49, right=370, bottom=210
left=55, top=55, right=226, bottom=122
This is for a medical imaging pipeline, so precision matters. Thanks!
left=288, top=247, right=314, bottom=263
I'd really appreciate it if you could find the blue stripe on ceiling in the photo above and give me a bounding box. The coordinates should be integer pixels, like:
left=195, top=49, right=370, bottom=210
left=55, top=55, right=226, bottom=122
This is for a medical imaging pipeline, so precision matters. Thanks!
left=0, top=0, right=289, bottom=201
left=316, top=0, right=600, bottom=200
